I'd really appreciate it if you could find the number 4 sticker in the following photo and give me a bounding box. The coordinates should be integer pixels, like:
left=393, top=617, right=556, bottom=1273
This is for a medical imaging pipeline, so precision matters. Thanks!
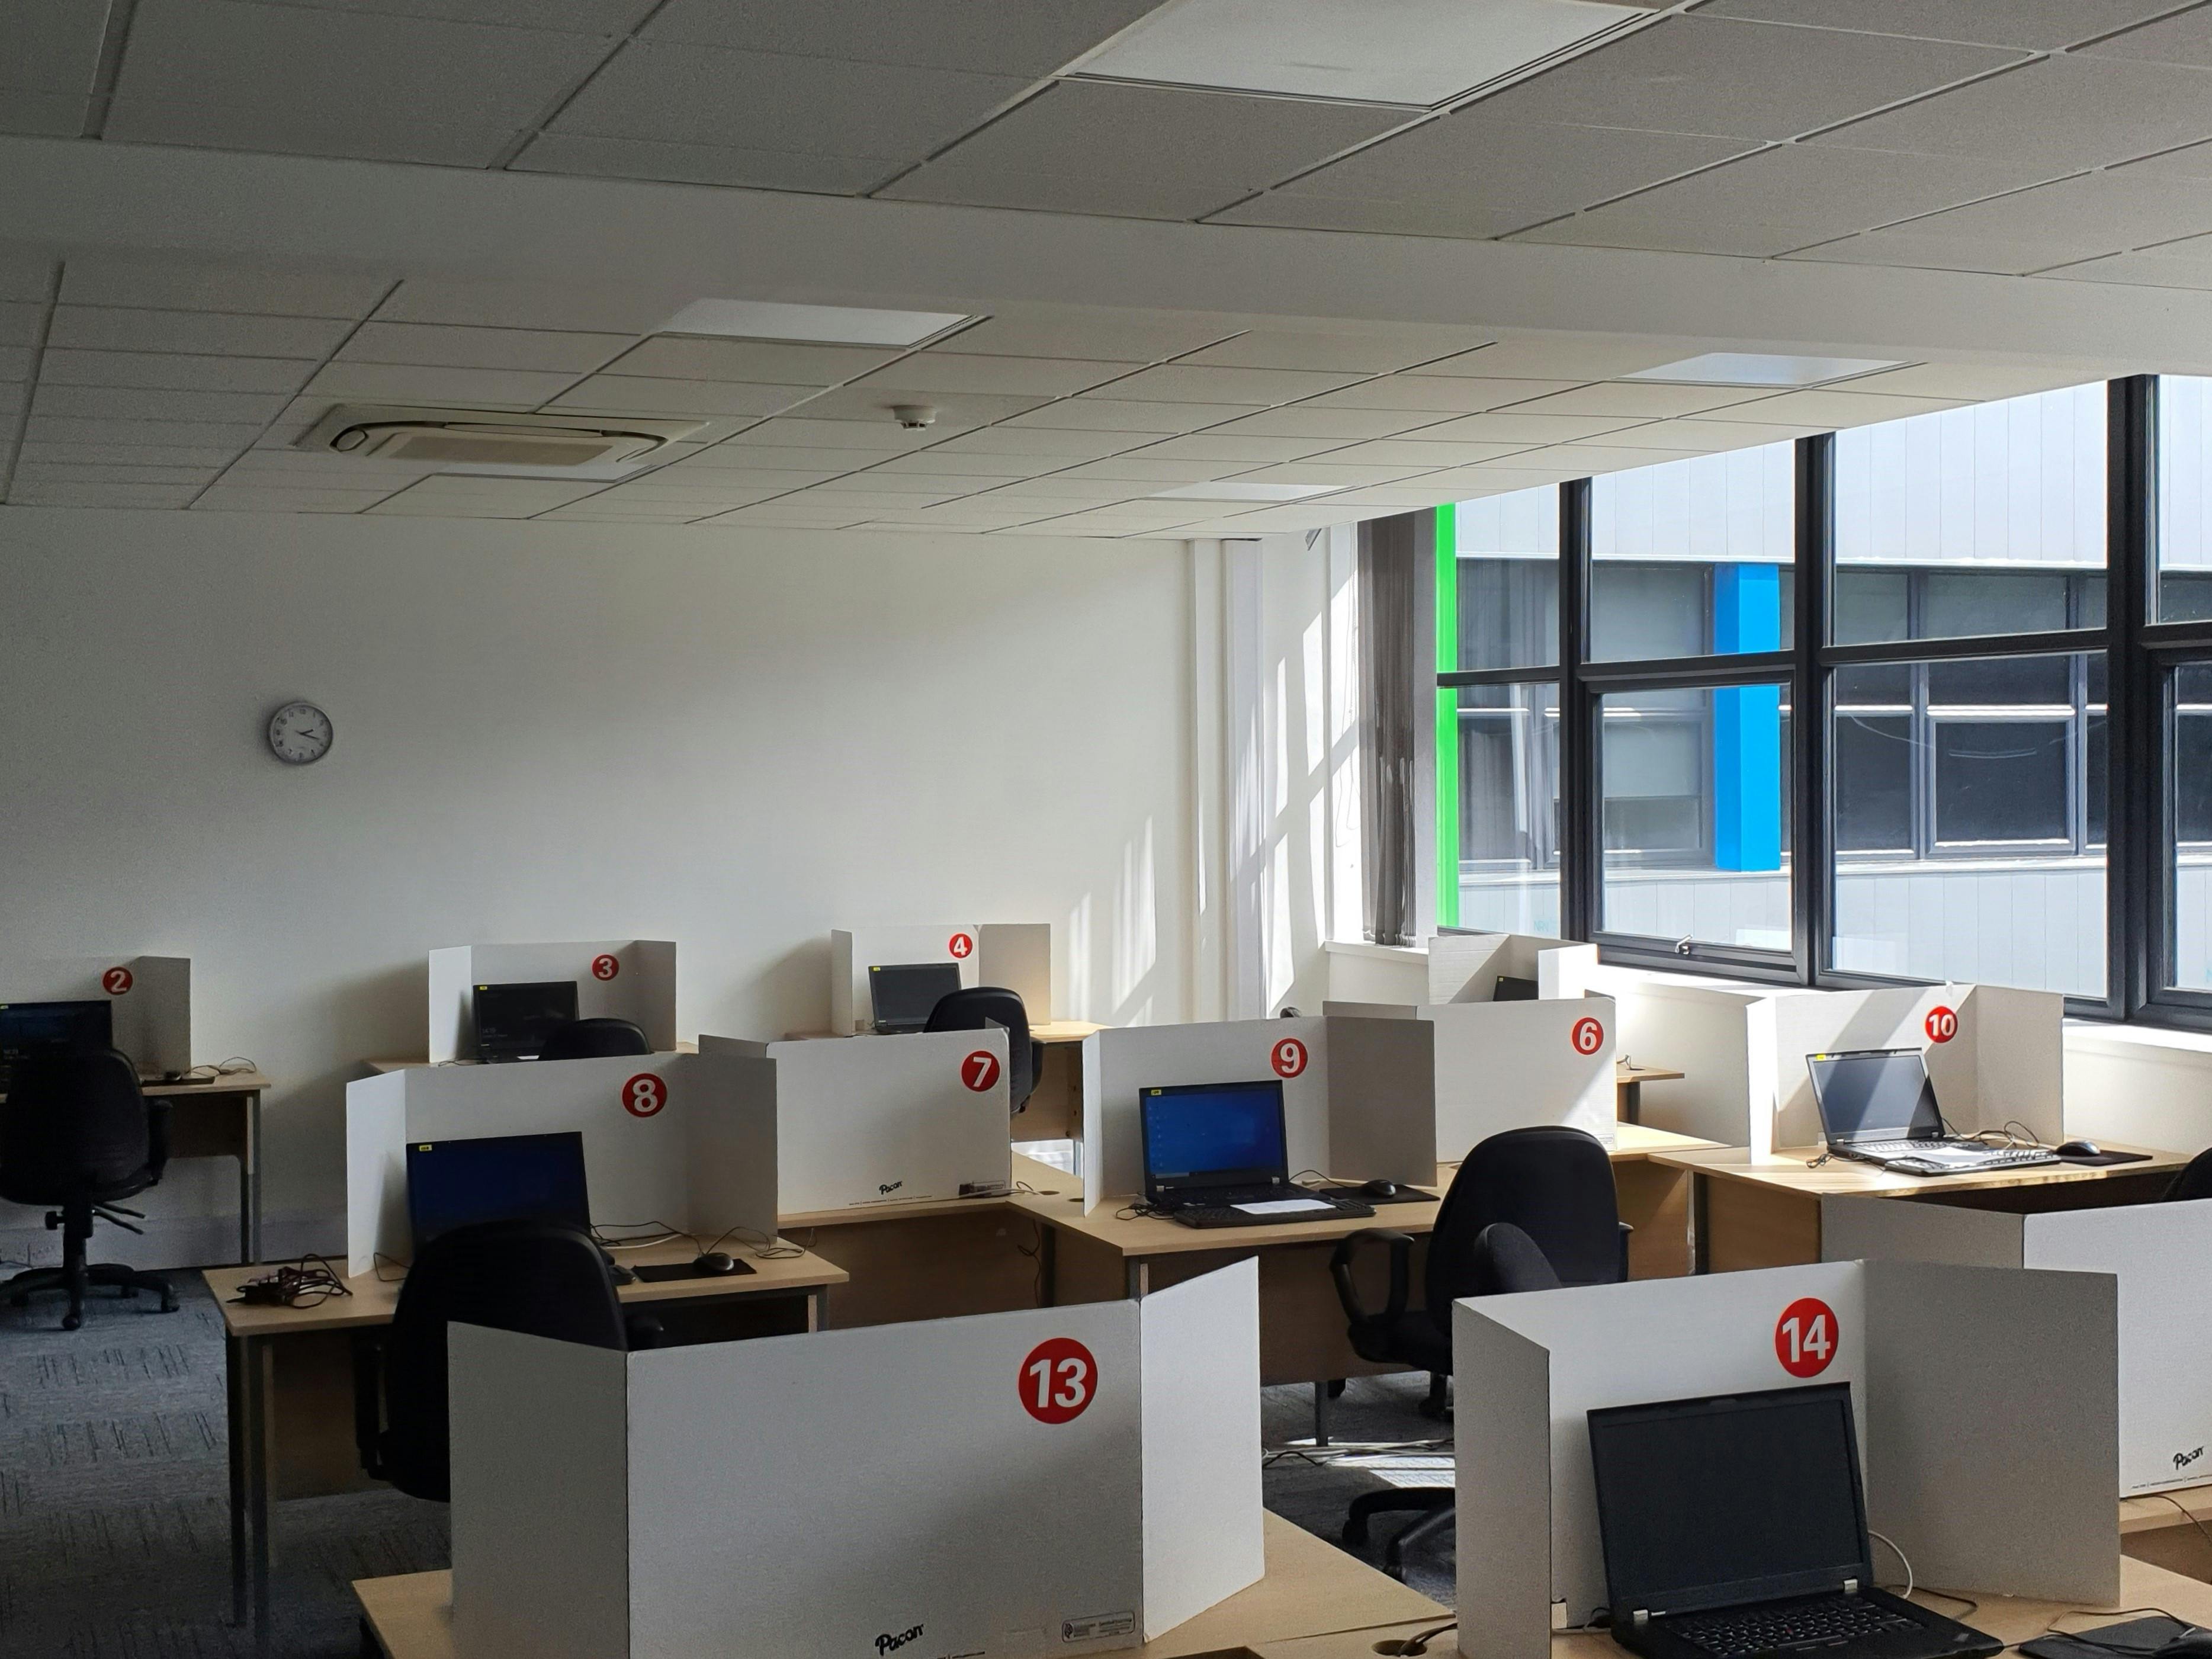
left=1776, top=1297, right=1839, bottom=1378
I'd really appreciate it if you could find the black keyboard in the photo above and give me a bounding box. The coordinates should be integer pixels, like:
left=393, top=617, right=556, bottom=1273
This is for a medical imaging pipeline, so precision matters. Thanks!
left=1674, top=1597, right=1916, bottom=1657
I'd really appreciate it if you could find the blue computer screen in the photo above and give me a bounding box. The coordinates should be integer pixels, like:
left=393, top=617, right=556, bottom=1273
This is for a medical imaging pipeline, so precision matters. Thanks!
left=1140, top=1080, right=1288, bottom=1189
left=404, top=1131, right=592, bottom=1250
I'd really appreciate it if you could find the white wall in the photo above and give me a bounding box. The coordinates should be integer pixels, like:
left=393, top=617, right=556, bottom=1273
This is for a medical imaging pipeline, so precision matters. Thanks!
left=0, top=508, right=1192, bottom=1261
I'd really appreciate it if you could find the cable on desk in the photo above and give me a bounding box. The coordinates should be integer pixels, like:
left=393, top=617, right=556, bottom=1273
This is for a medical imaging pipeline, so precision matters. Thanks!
left=371, top=1253, right=407, bottom=1284
left=593, top=1220, right=701, bottom=1254
left=2144, top=1491, right=2212, bottom=1560
left=2043, top=1609, right=2194, bottom=1652
left=698, top=1224, right=802, bottom=1260
left=1870, top=1531, right=1914, bottom=1602
left=232, top=1254, right=353, bottom=1308
left=1386, top=1621, right=1457, bottom=1656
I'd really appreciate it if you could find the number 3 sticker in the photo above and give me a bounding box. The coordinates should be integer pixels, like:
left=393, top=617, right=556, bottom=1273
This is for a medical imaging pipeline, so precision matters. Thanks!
left=1271, top=1037, right=1308, bottom=1079
left=101, top=966, right=133, bottom=996
left=1019, top=1337, right=1096, bottom=1424
left=591, top=954, right=620, bottom=981
left=1776, top=1297, right=1839, bottom=1378
left=622, top=1074, right=667, bottom=1118
left=1924, top=1005, right=1957, bottom=1044
left=962, top=1050, right=1001, bottom=1092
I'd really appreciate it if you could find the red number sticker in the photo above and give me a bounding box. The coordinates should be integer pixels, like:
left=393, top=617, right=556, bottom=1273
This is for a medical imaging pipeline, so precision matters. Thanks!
left=962, top=1050, right=1001, bottom=1092
left=621, top=1073, right=667, bottom=1118
left=1571, top=1016, right=1606, bottom=1056
left=591, top=954, right=620, bottom=981
left=101, top=966, right=133, bottom=996
left=1019, top=1337, right=1097, bottom=1424
left=1271, top=1037, right=1308, bottom=1079
left=1776, top=1297, right=1839, bottom=1378
left=948, top=932, right=974, bottom=960
left=1924, top=1005, right=1958, bottom=1044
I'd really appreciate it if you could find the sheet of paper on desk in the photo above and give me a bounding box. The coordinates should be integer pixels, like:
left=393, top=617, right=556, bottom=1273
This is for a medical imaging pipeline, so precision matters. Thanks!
left=1233, top=1198, right=1334, bottom=1215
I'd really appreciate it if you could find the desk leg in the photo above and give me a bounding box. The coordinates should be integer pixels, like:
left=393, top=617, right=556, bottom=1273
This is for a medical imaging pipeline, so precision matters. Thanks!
left=227, top=1331, right=248, bottom=1625
left=1622, top=1080, right=1642, bottom=1127
left=808, top=1287, right=828, bottom=1333
left=226, top=1331, right=273, bottom=1637
left=1690, top=1173, right=1711, bottom=1275
left=241, top=1089, right=263, bottom=1265
left=1124, top=1260, right=1147, bottom=1300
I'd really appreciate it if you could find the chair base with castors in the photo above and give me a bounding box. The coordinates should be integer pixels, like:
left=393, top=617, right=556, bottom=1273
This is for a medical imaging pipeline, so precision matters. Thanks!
left=5, top=1203, right=177, bottom=1330
left=1344, top=1486, right=1455, bottom=1578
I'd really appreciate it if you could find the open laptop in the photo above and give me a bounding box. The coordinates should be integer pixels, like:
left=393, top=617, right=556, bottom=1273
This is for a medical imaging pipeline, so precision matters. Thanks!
left=1138, top=1079, right=1372, bottom=1230
left=0, top=1000, right=115, bottom=1090
left=1806, top=1049, right=2056, bottom=1177
left=1589, top=1382, right=2000, bottom=1659
left=868, top=962, right=962, bottom=1034
left=473, top=981, right=579, bottom=1063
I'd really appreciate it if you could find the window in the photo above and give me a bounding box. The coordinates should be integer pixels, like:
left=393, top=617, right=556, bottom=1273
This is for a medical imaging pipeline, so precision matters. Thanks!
left=2159, top=377, right=2212, bottom=624
left=1590, top=443, right=1794, bottom=661
left=1452, top=491, right=1558, bottom=672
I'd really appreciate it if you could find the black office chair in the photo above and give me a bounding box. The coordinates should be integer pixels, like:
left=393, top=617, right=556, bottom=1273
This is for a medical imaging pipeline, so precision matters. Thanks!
left=354, top=1218, right=661, bottom=1503
left=2167, top=1148, right=2212, bottom=1202
left=0, top=1048, right=178, bottom=1331
left=926, top=986, right=1044, bottom=1113
left=537, top=1017, right=651, bottom=1061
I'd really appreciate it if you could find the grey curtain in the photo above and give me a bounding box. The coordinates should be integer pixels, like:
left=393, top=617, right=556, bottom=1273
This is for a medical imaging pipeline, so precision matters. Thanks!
left=1359, top=514, right=1419, bottom=947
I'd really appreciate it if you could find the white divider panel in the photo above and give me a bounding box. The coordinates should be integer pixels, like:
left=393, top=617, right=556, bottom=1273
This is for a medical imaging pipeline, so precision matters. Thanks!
left=343, top=1051, right=776, bottom=1274
left=449, top=1263, right=1262, bottom=1659
left=1588, top=967, right=1771, bottom=1149
left=1324, top=1015, right=1440, bottom=1186
left=426, top=940, right=676, bottom=1063
left=1429, top=933, right=1597, bottom=1003
left=1081, top=1019, right=1328, bottom=1212
left=7, top=955, right=191, bottom=1074
left=830, top=925, right=983, bottom=1035
left=1429, top=997, right=1617, bottom=1159
left=980, top=923, right=1054, bottom=1022
left=2064, top=1025, right=2212, bottom=1156
left=700, top=1029, right=1011, bottom=1212
left=1828, top=1192, right=2208, bottom=1497
left=1453, top=1260, right=2117, bottom=1659
left=1965, top=984, right=2065, bottom=1144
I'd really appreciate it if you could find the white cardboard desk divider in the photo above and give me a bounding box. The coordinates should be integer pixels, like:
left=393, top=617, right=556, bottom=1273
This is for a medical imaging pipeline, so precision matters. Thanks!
left=699, top=1029, right=1010, bottom=1212
left=830, top=924, right=1053, bottom=1034
left=1453, top=1260, right=2118, bottom=1659
left=450, top=1258, right=1264, bottom=1659
left=1585, top=967, right=1772, bottom=1149
left=1824, top=1193, right=2212, bottom=1496
left=343, top=1051, right=775, bottom=1275
left=1429, top=933, right=1598, bottom=1004
left=426, top=941, right=676, bottom=1064
left=8, top=955, right=190, bottom=1075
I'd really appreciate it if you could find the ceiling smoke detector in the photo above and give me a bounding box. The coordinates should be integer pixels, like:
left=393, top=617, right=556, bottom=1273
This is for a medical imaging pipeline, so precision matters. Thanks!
left=890, top=404, right=938, bottom=430
left=299, top=406, right=704, bottom=474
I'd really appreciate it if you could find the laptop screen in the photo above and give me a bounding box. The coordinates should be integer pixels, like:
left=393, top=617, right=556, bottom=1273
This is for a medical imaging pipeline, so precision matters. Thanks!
left=1139, top=1079, right=1289, bottom=1199
left=473, top=981, right=579, bottom=1063
left=869, top=962, right=962, bottom=1032
left=1807, top=1049, right=1943, bottom=1145
left=0, top=1000, right=115, bottom=1077
left=1492, top=975, right=1540, bottom=1002
left=406, top=1131, right=592, bottom=1252
left=1588, top=1383, right=1870, bottom=1618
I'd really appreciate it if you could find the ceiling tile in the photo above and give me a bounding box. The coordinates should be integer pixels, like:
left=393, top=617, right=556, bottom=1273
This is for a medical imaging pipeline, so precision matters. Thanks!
left=31, top=383, right=288, bottom=423
left=0, top=257, right=54, bottom=303
left=1003, top=398, right=1244, bottom=432
left=1404, top=410, right=1649, bottom=444
left=1833, top=363, right=2101, bottom=399
left=1516, top=442, right=1709, bottom=472
left=720, top=417, right=943, bottom=451
left=1713, top=389, right=1966, bottom=426
left=373, top=279, right=684, bottom=333
left=1176, top=327, right=1483, bottom=373
left=777, top=386, right=1044, bottom=426
left=1417, top=338, right=1690, bottom=380
left=509, top=133, right=899, bottom=194
left=59, top=255, right=393, bottom=318
left=48, top=306, right=354, bottom=357
left=853, top=353, right=1131, bottom=397
left=926, top=425, right=1145, bottom=459
left=2117, top=138, right=2212, bottom=183
left=338, top=322, right=631, bottom=373
left=987, top=477, right=1145, bottom=500
left=1656, top=417, right=1828, bottom=445
left=551, top=41, right=1026, bottom=158
left=277, top=0, right=658, bottom=31
left=2081, top=7, right=2212, bottom=68
left=0, top=346, right=32, bottom=380
left=1696, top=0, right=2181, bottom=49
left=545, top=374, right=818, bottom=418
left=1208, top=405, right=1464, bottom=439
left=1873, top=170, right=2212, bottom=252
left=1089, top=364, right=1366, bottom=405
left=193, top=486, right=390, bottom=512
left=0, top=300, right=46, bottom=345
left=1126, top=432, right=1340, bottom=464
left=940, top=309, right=1234, bottom=362
left=1505, top=383, right=1774, bottom=418
left=1811, top=56, right=2212, bottom=171
left=1783, top=226, right=2113, bottom=275
left=641, top=0, right=1161, bottom=76
left=848, top=454, right=1032, bottom=482
left=1231, top=460, right=1435, bottom=486
left=38, top=349, right=317, bottom=394
left=0, top=0, right=109, bottom=96
left=9, top=482, right=206, bottom=508
left=1298, top=376, right=1578, bottom=414
left=1505, top=211, right=1826, bottom=259
left=13, top=462, right=221, bottom=485
left=107, top=0, right=617, bottom=166
left=599, top=336, right=895, bottom=383
left=367, top=477, right=611, bottom=515
left=307, top=361, right=586, bottom=407
left=17, top=440, right=244, bottom=469
left=1054, top=456, right=1242, bottom=483
left=1312, top=438, right=1532, bottom=467
left=2039, top=249, right=2212, bottom=288
left=24, top=415, right=265, bottom=448
left=879, top=81, right=1407, bottom=220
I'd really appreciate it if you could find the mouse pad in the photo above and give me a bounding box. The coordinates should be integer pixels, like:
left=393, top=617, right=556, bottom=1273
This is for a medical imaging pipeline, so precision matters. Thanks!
left=1352, top=1187, right=1436, bottom=1205
left=633, top=1259, right=756, bottom=1282
left=2059, top=1151, right=2156, bottom=1167
left=2020, top=1614, right=2191, bottom=1659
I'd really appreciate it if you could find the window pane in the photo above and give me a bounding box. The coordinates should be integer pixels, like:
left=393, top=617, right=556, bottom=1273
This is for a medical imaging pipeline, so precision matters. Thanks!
left=2158, top=377, right=2212, bottom=623
left=1599, top=683, right=1790, bottom=951
left=1450, top=489, right=1558, bottom=671
left=1831, top=652, right=2105, bottom=997
left=1453, top=682, right=1561, bottom=933
left=2171, top=665, right=2212, bottom=990
left=1834, top=384, right=2106, bottom=643
left=1589, top=442, right=1794, bottom=660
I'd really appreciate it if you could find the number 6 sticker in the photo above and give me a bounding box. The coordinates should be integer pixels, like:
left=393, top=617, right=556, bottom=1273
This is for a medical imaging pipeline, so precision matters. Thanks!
left=622, top=1073, right=667, bottom=1118
left=1019, top=1337, right=1096, bottom=1424
left=1924, top=1005, right=1957, bottom=1044
left=101, top=966, right=133, bottom=996
left=591, top=954, right=620, bottom=981
left=1776, top=1297, right=1838, bottom=1378
left=1271, top=1037, right=1308, bottom=1079
left=1571, top=1015, right=1606, bottom=1056
left=962, top=1050, right=1001, bottom=1092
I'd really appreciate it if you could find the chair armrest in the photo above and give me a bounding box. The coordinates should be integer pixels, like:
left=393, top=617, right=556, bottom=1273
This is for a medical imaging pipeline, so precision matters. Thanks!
left=1330, top=1228, right=1416, bottom=1328
left=624, top=1313, right=664, bottom=1352
left=1616, top=1220, right=1635, bottom=1283
left=351, top=1332, right=385, bottom=1479
left=145, top=1098, right=173, bottom=1182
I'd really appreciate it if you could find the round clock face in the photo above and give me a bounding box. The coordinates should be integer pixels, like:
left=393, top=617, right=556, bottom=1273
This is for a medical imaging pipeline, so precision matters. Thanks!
left=267, top=701, right=333, bottom=765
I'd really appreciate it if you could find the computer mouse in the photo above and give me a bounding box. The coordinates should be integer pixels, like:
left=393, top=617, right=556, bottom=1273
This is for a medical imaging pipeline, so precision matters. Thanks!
left=1361, top=1179, right=1404, bottom=1200
left=2059, top=1138, right=2102, bottom=1158
left=692, top=1251, right=739, bottom=1275
left=2155, top=1629, right=2212, bottom=1659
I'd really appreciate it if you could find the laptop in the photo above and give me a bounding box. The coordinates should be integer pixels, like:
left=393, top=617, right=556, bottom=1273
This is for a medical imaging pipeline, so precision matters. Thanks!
left=1806, top=1049, right=2057, bottom=1177
left=404, top=1129, right=637, bottom=1283
left=868, top=962, right=962, bottom=1034
left=1588, top=1382, right=2000, bottom=1659
left=0, top=1000, right=115, bottom=1090
left=1138, top=1079, right=1372, bottom=1230
left=472, top=980, right=579, bottom=1063
left=1494, top=975, right=1540, bottom=1002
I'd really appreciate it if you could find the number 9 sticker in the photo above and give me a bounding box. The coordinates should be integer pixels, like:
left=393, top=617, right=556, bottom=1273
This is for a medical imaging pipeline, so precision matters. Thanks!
left=1271, top=1037, right=1308, bottom=1079
left=1019, top=1337, right=1096, bottom=1424
left=1776, top=1297, right=1838, bottom=1378
left=622, top=1073, right=667, bottom=1118
left=1924, top=1005, right=1957, bottom=1044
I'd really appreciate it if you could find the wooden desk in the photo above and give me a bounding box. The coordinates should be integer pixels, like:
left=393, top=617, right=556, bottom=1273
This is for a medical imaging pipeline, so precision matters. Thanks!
left=206, top=1237, right=846, bottom=1639
left=2121, top=1480, right=2212, bottom=1583
left=149, top=1070, right=270, bottom=1263
left=1651, top=1142, right=2192, bottom=1273
left=1615, top=1061, right=1684, bottom=1126
left=352, top=1507, right=1446, bottom=1659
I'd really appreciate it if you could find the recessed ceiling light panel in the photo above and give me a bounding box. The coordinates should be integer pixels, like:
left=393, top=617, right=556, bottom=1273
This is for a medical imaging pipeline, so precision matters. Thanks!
left=1152, top=481, right=1340, bottom=501
left=1622, top=352, right=1908, bottom=388
left=660, top=299, right=972, bottom=347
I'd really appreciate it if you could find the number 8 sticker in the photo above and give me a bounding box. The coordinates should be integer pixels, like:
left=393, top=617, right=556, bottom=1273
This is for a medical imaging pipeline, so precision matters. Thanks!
left=622, top=1073, right=667, bottom=1118
left=1019, top=1337, right=1096, bottom=1424
left=1776, top=1296, right=1838, bottom=1378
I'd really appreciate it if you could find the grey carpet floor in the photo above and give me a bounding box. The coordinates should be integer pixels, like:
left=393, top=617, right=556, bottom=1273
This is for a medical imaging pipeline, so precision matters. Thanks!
left=0, top=1276, right=1452, bottom=1656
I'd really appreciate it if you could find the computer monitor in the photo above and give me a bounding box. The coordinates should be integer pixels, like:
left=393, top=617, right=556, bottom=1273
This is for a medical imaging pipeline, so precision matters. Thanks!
left=1492, top=975, right=1540, bottom=1002
left=1588, top=1382, right=1870, bottom=1618
left=1806, top=1048, right=1943, bottom=1146
left=0, top=1000, right=116, bottom=1087
left=472, top=981, right=579, bottom=1063
left=868, top=962, right=962, bottom=1034
left=1138, top=1079, right=1292, bottom=1202
left=404, top=1131, right=592, bottom=1252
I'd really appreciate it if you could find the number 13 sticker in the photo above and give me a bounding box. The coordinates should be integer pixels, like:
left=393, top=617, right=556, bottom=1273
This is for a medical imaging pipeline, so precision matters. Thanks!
left=1019, top=1337, right=1096, bottom=1424
left=1776, top=1297, right=1838, bottom=1378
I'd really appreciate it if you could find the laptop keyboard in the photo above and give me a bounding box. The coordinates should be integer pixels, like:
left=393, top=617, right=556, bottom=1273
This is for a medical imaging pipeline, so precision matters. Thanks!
left=1674, top=1596, right=1916, bottom=1656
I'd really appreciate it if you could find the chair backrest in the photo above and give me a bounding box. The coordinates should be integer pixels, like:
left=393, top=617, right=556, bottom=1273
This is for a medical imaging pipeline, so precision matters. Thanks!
left=0, top=1047, right=157, bottom=1204
left=537, top=1017, right=651, bottom=1062
left=375, top=1218, right=630, bottom=1502
left=2168, top=1148, right=2212, bottom=1202
left=1471, top=1222, right=1565, bottom=1296
left=1427, top=1125, right=1622, bottom=1313
left=924, top=986, right=1036, bottom=1108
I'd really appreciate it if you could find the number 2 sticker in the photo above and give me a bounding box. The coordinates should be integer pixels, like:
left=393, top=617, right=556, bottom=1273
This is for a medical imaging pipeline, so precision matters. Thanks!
left=1776, top=1297, right=1839, bottom=1378
left=621, top=1073, right=667, bottom=1118
left=962, top=1050, right=1001, bottom=1092
left=1571, top=1016, right=1605, bottom=1056
left=1271, top=1037, right=1308, bottom=1079
left=1924, top=1005, right=1957, bottom=1044
left=101, top=966, right=133, bottom=996
left=948, top=932, right=974, bottom=959
left=1019, top=1337, right=1096, bottom=1424
left=591, top=954, right=620, bottom=981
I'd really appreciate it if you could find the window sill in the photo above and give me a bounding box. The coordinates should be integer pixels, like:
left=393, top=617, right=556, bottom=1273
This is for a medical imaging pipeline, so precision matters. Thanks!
left=1324, top=939, right=1428, bottom=965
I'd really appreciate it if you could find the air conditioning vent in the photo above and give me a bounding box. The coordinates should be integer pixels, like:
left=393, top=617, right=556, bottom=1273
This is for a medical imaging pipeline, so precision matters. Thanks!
left=298, top=406, right=704, bottom=475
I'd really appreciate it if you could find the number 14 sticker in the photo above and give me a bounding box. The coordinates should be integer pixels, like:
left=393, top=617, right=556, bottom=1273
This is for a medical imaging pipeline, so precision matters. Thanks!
left=1776, top=1297, right=1838, bottom=1378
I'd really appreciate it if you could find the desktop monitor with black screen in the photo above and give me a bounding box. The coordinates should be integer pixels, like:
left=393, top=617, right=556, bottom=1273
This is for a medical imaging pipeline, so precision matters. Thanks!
left=1138, top=1079, right=1292, bottom=1202
left=0, top=1000, right=116, bottom=1087
left=472, top=981, right=579, bottom=1063
left=868, top=962, right=962, bottom=1034
left=404, top=1131, right=592, bottom=1252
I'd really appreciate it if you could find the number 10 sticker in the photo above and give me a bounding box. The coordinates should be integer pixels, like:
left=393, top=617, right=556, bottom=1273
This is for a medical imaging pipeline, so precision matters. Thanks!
left=1924, top=1005, right=1958, bottom=1044
left=1019, top=1337, right=1096, bottom=1424
left=1776, top=1297, right=1838, bottom=1378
